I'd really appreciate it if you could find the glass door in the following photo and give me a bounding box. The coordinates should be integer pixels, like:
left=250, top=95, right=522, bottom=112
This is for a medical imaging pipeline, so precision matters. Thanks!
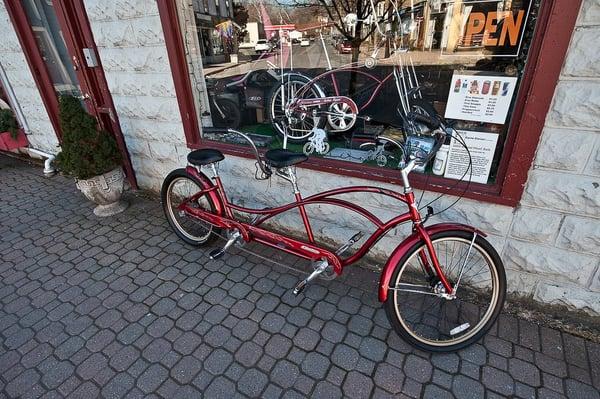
left=22, top=0, right=82, bottom=97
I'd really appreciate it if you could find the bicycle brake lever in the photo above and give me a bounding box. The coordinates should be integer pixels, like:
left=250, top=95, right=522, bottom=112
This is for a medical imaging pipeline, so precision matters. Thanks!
left=422, top=206, right=434, bottom=224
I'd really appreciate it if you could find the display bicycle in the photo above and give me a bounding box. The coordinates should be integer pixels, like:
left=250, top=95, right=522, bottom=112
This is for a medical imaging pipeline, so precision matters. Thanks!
left=161, top=114, right=506, bottom=352
left=267, top=1, right=432, bottom=142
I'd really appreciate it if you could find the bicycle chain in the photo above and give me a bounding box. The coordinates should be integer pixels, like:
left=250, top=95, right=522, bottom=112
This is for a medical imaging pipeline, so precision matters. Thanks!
left=211, top=229, right=311, bottom=277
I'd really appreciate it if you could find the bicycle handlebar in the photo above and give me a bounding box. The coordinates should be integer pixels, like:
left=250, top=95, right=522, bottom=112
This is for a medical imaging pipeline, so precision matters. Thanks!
left=202, top=127, right=272, bottom=177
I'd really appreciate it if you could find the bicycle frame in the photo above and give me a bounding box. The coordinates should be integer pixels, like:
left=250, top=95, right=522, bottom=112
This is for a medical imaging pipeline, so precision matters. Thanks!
left=178, top=165, right=468, bottom=297
left=292, top=66, right=395, bottom=115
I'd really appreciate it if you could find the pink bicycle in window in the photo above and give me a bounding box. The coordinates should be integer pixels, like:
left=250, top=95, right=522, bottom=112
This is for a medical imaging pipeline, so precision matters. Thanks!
left=161, top=114, right=506, bottom=352
left=267, top=60, right=432, bottom=142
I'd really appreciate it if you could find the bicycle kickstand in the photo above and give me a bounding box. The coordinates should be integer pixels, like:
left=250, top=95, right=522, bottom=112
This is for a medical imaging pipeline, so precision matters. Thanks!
left=293, top=260, right=329, bottom=295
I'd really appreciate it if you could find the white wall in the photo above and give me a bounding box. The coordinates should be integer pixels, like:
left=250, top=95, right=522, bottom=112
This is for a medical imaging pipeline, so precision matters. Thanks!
left=83, top=0, right=189, bottom=191
left=0, top=3, right=58, bottom=153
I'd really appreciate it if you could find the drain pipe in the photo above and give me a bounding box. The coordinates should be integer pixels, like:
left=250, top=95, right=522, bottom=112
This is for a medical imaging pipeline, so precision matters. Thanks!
left=27, top=148, right=56, bottom=177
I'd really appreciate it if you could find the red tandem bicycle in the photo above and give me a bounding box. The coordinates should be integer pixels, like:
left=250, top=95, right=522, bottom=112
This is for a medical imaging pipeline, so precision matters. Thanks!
left=161, top=115, right=506, bottom=352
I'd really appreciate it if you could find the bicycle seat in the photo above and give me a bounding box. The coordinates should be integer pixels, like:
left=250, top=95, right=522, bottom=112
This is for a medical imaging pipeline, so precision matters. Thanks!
left=264, top=149, right=308, bottom=168
left=187, top=149, right=224, bottom=166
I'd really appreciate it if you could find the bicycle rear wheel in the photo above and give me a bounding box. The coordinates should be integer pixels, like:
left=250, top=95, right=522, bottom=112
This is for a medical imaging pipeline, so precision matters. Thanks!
left=385, top=230, right=506, bottom=352
left=161, top=169, right=221, bottom=246
left=268, top=77, right=326, bottom=142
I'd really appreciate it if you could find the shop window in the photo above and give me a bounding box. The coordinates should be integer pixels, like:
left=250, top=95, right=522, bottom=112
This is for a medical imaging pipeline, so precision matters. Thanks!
left=166, top=0, right=571, bottom=205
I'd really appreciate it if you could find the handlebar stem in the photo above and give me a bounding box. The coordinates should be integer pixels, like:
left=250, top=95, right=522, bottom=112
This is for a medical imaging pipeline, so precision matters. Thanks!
left=401, top=159, right=417, bottom=191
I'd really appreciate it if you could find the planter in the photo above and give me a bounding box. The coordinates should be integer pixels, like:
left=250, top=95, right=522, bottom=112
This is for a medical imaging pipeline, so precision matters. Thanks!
left=0, top=129, right=28, bottom=151
left=75, top=167, right=128, bottom=217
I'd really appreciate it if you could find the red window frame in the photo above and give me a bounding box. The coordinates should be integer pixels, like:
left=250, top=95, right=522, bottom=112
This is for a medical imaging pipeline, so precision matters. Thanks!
left=158, top=0, right=582, bottom=207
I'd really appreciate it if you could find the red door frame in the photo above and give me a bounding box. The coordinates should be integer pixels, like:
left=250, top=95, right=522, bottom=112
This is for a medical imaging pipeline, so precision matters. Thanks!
left=4, top=0, right=138, bottom=189
left=158, top=0, right=582, bottom=207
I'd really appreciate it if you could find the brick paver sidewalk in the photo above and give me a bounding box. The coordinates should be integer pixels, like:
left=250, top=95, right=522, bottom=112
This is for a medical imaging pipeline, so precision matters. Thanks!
left=1, top=154, right=598, bottom=399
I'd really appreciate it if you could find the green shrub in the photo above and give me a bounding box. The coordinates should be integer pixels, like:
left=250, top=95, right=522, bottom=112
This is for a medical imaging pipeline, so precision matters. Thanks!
left=54, top=95, right=121, bottom=180
left=0, top=108, right=19, bottom=139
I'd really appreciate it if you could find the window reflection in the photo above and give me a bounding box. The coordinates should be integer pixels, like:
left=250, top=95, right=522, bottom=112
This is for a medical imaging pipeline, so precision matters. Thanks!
left=180, top=0, right=540, bottom=185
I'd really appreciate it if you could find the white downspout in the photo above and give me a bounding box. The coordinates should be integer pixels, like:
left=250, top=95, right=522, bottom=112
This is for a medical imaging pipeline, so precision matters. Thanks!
left=27, top=148, right=56, bottom=177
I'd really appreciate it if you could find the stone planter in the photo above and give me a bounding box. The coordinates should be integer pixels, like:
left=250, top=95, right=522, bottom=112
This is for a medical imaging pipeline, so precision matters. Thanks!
left=75, top=167, right=128, bottom=217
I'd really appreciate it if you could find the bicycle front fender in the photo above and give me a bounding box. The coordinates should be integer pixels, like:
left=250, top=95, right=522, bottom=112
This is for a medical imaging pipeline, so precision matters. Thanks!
left=378, top=223, right=486, bottom=302
left=185, top=166, right=224, bottom=216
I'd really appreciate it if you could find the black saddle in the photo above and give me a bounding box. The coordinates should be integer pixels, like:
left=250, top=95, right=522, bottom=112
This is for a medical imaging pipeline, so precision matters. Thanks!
left=187, top=149, right=224, bottom=166
left=265, top=149, right=308, bottom=168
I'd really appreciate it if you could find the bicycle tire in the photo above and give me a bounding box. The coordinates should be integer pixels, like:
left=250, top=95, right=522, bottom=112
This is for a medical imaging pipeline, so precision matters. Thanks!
left=161, top=169, right=221, bottom=246
left=211, top=98, right=241, bottom=129
left=384, top=230, right=506, bottom=352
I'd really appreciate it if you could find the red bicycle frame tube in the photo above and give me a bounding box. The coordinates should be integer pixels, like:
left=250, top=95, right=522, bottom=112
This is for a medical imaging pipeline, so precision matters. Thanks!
left=182, top=166, right=476, bottom=299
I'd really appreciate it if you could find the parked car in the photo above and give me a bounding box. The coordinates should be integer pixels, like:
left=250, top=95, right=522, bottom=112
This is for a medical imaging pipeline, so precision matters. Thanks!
left=238, top=41, right=255, bottom=49
left=337, top=40, right=352, bottom=54
left=255, top=39, right=271, bottom=53
left=291, top=38, right=301, bottom=45
left=206, top=69, right=280, bottom=128
left=300, top=38, right=310, bottom=47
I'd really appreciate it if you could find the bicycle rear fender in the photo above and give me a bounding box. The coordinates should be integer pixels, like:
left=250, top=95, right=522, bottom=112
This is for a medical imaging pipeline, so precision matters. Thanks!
left=378, top=223, right=486, bottom=302
left=185, top=166, right=224, bottom=216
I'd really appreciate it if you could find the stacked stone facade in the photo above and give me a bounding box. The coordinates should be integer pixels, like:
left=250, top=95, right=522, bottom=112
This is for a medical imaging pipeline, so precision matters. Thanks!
left=0, top=0, right=598, bottom=314
left=83, top=0, right=190, bottom=191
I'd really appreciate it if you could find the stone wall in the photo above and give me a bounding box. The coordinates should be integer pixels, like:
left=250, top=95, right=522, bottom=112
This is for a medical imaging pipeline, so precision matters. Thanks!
left=83, top=0, right=189, bottom=190
left=0, top=3, right=58, bottom=153
left=516, top=0, right=600, bottom=314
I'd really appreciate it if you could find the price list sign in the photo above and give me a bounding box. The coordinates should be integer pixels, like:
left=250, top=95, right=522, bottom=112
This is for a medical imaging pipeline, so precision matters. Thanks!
left=444, top=72, right=518, bottom=124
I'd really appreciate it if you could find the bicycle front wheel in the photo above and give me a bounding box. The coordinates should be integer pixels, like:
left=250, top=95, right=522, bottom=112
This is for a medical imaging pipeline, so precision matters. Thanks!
left=385, top=230, right=506, bottom=352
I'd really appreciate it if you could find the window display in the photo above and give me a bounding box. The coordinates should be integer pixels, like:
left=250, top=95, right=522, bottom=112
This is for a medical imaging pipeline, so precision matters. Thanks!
left=179, top=0, right=542, bottom=186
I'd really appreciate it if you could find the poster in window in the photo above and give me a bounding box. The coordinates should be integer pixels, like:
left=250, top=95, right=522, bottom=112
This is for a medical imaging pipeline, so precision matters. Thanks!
left=444, top=130, right=499, bottom=184
left=444, top=72, right=517, bottom=124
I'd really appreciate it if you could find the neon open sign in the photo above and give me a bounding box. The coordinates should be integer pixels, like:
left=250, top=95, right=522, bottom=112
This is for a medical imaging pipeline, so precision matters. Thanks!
left=440, top=0, right=533, bottom=58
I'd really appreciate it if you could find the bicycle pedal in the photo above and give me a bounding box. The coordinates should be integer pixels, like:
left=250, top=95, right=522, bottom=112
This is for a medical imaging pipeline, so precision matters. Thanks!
left=208, top=230, right=241, bottom=260
left=293, top=280, right=307, bottom=296
left=292, top=260, right=328, bottom=296
left=209, top=248, right=225, bottom=260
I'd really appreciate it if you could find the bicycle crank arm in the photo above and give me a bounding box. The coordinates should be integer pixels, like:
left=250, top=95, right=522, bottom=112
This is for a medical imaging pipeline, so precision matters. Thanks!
left=335, top=231, right=364, bottom=255
left=209, top=230, right=241, bottom=260
left=293, top=261, right=328, bottom=295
